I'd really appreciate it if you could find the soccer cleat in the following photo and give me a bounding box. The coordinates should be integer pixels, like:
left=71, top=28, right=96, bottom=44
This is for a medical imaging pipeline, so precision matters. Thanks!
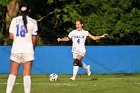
left=87, top=65, right=91, bottom=76
left=70, top=77, right=75, bottom=81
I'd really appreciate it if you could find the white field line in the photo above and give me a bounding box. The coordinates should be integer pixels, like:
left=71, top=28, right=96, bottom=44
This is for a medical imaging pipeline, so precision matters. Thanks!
left=0, top=82, right=78, bottom=86
left=0, top=82, right=140, bottom=86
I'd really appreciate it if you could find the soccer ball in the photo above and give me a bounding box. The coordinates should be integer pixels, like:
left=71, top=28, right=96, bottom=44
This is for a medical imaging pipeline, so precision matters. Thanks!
left=49, top=73, right=58, bottom=81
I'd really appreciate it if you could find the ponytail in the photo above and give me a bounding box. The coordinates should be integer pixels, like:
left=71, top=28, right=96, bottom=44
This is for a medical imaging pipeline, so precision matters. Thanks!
left=20, top=3, right=30, bottom=33
left=22, top=14, right=28, bottom=33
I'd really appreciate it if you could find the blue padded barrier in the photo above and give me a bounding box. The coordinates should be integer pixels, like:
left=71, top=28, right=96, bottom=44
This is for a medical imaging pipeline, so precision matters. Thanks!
left=0, top=46, right=140, bottom=74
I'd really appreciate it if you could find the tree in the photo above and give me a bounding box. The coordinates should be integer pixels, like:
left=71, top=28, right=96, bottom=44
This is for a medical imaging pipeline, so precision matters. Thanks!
left=79, top=0, right=140, bottom=45
left=0, top=0, right=9, bottom=45
left=1, top=0, right=140, bottom=45
left=25, top=0, right=82, bottom=45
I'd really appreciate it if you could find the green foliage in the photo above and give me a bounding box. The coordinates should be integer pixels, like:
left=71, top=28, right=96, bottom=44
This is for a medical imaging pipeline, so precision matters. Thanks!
left=0, top=0, right=9, bottom=45
left=1, top=0, right=140, bottom=45
left=79, top=0, right=140, bottom=45
left=0, top=0, right=9, bottom=5
left=0, top=33, right=3, bottom=40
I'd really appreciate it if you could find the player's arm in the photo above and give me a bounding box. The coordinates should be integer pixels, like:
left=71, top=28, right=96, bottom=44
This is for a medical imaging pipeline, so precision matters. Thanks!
left=32, top=31, right=37, bottom=49
left=9, top=18, right=15, bottom=40
left=9, top=33, right=14, bottom=40
left=88, top=32, right=108, bottom=40
left=32, top=36, right=37, bottom=49
left=57, top=37, right=70, bottom=42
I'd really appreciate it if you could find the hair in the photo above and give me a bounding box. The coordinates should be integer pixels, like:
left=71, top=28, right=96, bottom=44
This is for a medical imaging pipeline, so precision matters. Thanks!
left=19, top=3, right=30, bottom=33
left=76, top=19, right=84, bottom=29
left=76, top=19, right=84, bottom=24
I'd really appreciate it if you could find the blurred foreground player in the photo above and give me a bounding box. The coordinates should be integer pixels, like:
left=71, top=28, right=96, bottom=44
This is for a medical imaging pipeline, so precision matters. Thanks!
left=6, top=3, right=38, bottom=93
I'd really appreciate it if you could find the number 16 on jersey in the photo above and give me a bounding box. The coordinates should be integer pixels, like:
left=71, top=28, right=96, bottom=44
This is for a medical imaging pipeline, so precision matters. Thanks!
left=16, top=24, right=26, bottom=37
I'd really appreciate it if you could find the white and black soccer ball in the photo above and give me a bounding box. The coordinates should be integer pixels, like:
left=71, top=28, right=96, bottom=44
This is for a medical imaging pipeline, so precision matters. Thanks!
left=49, top=73, right=58, bottom=81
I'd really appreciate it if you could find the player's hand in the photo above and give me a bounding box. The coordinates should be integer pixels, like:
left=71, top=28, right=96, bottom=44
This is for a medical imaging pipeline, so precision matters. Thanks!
left=102, top=34, right=108, bottom=38
left=57, top=38, right=61, bottom=42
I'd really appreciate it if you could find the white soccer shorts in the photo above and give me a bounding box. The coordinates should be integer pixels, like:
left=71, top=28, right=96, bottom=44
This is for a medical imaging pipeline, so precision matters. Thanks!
left=10, top=53, right=34, bottom=63
left=73, top=52, right=85, bottom=59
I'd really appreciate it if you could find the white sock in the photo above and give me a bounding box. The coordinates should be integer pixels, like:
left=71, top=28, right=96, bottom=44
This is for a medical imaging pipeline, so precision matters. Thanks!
left=82, top=62, right=88, bottom=70
left=23, top=76, right=31, bottom=93
left=73, top=66, right=79, bottom=78
left=6, top=74, right=16, bottom=93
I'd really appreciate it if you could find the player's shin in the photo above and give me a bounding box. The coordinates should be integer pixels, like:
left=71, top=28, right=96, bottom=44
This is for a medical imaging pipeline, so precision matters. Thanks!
left=73, top=66, right=79, bottom=78
left=82, top=62, right=88, bottom=69
left=82, top=62, right=91, bottom=76
left=71, top=59, right=81, bottom=80
left=6, top=74, right=16, bottom=93
left=23, top=76, right=31, bottom=93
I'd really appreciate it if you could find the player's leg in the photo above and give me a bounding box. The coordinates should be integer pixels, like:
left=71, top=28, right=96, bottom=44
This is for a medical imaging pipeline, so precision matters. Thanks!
left=22, top=53, right=34, bottom=93
left=70, top=59, right=79, bottom=80
left=23, top=61, right=32, bottom=93
left=82, top=62, right=91, bottom=76
left=74, top=52, right=91, bottom=76
left=6, top=61, right=20, bottom=93
left=70, top=54, right=84, bottom=81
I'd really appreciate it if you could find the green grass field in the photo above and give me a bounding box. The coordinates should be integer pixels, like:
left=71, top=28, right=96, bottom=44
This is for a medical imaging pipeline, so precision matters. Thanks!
left=0, top=74, right=140, bottom=93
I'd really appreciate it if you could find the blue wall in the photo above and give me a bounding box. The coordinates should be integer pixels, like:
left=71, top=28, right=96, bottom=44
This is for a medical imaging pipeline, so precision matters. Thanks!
left=0, top=46, right=140, bottom=74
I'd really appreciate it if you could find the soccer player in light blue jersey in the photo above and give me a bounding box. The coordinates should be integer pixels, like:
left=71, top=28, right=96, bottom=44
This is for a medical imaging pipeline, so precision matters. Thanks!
left=6, top=3, right=38, bottom=93
left=57, top=20, right=108, bottom=81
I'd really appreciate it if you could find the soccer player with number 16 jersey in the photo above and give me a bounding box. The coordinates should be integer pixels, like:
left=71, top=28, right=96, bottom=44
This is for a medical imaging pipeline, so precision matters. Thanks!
left=6, top=3, right=38, bottom=93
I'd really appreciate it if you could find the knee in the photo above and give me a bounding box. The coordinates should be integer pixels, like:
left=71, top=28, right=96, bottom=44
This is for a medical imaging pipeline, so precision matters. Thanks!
left=10, top=72, right=18, bottom=76
left=23, top=72, right=31, bottom=76
left=73, top=59, right=83, bottom=67
left=10, top=73, right=18, bottom=76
